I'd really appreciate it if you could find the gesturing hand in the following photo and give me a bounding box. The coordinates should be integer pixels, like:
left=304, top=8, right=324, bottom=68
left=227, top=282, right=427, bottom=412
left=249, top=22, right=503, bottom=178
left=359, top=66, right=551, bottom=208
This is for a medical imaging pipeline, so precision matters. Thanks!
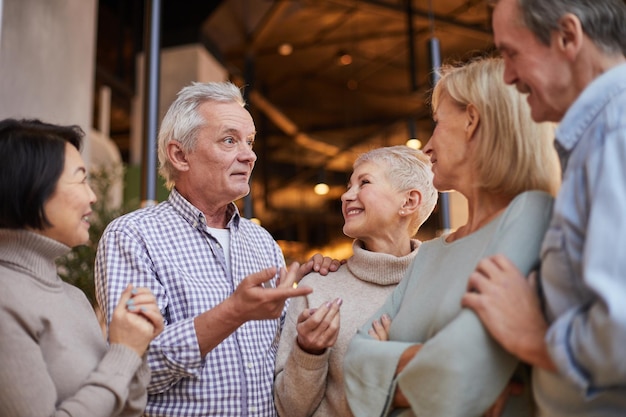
left=296, top=298, right=343, bottom=355
left=231, top=262, right=313, bottom=324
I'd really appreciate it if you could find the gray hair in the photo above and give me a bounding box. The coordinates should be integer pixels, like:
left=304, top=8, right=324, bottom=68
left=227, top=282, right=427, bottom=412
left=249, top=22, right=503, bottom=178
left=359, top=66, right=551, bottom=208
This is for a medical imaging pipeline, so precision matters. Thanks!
left=514, top=0, right=626, bottom=56
left=158, top=81, right=246, bottom=189
left=354, top=145, right=437, bottom=234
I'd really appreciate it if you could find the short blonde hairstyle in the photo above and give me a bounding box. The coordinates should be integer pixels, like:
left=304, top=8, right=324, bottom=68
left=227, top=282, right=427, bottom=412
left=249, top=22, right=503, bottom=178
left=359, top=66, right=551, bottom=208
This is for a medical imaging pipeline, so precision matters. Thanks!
left=354, top=145, right=438, bottom=235
left=431, top=56, right=560, bottom=197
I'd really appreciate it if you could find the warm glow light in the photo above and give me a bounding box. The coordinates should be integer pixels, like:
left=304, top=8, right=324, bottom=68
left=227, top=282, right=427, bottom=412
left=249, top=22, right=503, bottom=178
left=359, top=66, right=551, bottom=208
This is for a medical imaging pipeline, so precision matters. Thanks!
left=338, top=53, right=352, bottom=66
left=314, top=183, right=330, bottom=195
left=406, top=138, right=422, bottom=149
left=278, top=43, right=293, bottom=56
left=250, top=217, right=261, bottom=225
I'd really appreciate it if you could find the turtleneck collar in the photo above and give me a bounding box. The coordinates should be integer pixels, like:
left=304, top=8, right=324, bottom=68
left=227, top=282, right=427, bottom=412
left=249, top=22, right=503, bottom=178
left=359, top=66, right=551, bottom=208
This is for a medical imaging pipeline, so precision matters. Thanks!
left=346, top=239, right=420, bottom=286
left=0, top=229, right=71, bottom=288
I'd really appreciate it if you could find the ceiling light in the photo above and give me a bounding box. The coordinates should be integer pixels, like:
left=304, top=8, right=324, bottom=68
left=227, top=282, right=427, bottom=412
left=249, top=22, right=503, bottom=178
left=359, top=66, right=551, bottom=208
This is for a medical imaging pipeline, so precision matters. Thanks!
left=337, top=50, right=352, bottom=66
left=406, top=138, right=422, bottom=149
left=314, top=182, right=330, bottom=196
left=278, top=43, right=293, bottom=56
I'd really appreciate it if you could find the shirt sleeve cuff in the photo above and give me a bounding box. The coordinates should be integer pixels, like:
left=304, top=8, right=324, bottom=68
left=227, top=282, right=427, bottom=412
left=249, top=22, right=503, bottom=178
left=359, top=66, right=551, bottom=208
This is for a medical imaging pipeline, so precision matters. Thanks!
left=150, top=317, right=204, bottom=376
left=545, top=307, right=594, bottom=395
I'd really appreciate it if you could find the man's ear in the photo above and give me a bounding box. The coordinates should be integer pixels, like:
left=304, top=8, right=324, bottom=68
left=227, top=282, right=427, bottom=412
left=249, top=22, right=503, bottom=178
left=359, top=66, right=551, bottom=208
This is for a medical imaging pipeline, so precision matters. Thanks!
left=556, top=13, right=584, bottom=60
left=465, top=103, right=480, bottom=140
left=402, top=189, right=423, bottom=216
left=167, top=141, right=190, bottom=172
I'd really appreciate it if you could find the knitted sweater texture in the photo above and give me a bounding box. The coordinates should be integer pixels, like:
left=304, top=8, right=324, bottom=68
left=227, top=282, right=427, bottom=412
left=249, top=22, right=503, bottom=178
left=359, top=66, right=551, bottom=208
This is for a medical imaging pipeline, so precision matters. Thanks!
left=0, top=229, right=150, bottom=417
left=274, top=239, right=419, bottom=417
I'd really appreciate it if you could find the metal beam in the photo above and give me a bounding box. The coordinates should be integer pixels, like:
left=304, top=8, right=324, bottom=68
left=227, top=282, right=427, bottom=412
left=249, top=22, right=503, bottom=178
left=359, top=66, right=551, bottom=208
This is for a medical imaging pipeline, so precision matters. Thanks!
left=327, top=0, right=492, bottom=35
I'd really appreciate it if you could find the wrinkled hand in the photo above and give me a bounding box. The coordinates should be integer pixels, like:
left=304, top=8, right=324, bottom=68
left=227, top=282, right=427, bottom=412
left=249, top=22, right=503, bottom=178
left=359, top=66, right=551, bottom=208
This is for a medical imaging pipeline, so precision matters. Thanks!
left=484, top=378, right=524, bottom=417
left=298, top=253, right=344, bottom=280
left=368, top=314, right=392, bottom=341
left=231, top=262, right=313, bottom=324
left=296, top=298, right=342, bottom=354
left=109, top=284, right=164, bottom=357
left=462, top=255, right=554, bottom=370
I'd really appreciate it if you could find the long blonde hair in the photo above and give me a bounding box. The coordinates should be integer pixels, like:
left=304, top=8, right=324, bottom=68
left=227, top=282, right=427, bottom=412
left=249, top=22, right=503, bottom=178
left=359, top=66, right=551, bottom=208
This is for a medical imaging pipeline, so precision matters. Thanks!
left=431, top=56, right=560, bottom=197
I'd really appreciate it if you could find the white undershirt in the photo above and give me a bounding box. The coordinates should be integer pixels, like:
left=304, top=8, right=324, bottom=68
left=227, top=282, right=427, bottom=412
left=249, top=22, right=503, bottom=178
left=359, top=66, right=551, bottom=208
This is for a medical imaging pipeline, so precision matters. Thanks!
left=207, top=227, right=231, bottom=275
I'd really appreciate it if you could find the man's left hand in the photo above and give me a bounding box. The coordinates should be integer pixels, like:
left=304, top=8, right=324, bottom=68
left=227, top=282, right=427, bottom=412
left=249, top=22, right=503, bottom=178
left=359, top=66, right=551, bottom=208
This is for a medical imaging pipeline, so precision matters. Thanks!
left=297, top=253, right=343, bottom=280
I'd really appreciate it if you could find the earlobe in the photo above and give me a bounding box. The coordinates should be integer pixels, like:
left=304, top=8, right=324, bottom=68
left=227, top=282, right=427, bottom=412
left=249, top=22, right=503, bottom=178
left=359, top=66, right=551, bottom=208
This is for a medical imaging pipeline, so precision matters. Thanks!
left=167, top=141, right=189, bottom=172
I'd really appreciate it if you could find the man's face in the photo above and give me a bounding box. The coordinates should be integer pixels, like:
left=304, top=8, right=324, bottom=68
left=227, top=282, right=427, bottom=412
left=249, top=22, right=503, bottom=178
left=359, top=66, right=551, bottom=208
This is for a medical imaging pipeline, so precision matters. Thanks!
left=493, top=0, right=572, bottom=122
left=183, top=101, right=257, bottom=209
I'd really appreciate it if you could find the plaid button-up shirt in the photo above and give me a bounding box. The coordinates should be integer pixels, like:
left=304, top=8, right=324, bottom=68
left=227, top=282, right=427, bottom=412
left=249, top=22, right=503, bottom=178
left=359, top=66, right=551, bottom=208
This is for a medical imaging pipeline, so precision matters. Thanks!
left=95, top=188, right=285, bottom=416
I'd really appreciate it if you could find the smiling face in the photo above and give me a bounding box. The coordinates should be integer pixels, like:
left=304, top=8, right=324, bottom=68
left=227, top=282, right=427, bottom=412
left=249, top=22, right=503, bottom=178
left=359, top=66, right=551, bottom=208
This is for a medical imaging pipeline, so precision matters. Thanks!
left=38, top=142, right=97, bottom=247
left=492, top=0, right=572, bottom=122
left=341, top=160, right=407, bottom=246
left=178, top=100, right=257, bottom=210
left=423, top=94, right=471, bottom=192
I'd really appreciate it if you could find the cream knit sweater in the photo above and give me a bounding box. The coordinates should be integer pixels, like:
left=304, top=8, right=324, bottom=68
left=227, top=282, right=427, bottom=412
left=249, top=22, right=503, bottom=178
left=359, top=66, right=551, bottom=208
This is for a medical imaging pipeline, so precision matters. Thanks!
left=274, top=239, right=419, bottom=417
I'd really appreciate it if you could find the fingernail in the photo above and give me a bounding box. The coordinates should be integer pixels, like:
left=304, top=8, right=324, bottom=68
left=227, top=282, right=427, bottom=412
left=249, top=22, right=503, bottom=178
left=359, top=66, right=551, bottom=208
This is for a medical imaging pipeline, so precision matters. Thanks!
left=309, top=308, right=317, bottom=315
left=140, top=307, right=147, bottom=313
left=126, top=299, right=134, bottom=305
left=127, top=305, right=137, bottom=311
left=326, top=302, right=332, bottom=308
left=131, top=288, right=138, bottom=295
left=336, top=298, right=343, bottom=306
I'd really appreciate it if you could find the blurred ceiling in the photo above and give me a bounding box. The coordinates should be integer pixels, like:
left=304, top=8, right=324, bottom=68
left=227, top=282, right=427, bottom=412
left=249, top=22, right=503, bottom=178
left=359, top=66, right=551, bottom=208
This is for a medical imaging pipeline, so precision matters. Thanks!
left=95, top=0, right=495, bottom=251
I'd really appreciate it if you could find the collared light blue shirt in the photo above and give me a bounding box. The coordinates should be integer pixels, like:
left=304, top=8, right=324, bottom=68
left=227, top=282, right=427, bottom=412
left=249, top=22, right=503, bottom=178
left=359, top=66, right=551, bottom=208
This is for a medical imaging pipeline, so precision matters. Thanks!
left=95, top=188, right=285, bottom=416
left=535, top=63, right=626, bottom=416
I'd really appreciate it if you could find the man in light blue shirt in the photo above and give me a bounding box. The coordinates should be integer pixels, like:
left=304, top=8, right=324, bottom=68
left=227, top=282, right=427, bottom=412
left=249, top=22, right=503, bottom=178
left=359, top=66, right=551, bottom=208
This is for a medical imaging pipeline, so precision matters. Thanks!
left=462, top=0, right=626, bottom=415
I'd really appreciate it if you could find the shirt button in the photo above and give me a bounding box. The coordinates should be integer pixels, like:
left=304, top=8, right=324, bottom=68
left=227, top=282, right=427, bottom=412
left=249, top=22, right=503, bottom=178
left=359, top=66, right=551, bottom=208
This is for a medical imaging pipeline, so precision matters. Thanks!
left=250, top=406, right=258, bottom=412
left=247, top=362, right=253, bottom=369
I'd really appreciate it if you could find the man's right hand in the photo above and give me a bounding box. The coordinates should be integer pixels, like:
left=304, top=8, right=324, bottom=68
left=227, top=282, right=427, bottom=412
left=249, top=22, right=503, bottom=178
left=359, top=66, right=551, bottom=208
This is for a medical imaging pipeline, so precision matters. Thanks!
left=230, top=262, right=313, bottom=323
left=194, top=262, right=313, bottom=357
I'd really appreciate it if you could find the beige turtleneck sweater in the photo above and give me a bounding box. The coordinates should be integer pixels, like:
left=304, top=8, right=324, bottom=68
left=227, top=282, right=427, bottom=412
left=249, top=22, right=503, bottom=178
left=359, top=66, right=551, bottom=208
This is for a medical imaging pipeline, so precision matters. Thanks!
left=0, top=229, right=150, bottom=417
left=274, top=239, right=420, bottom=417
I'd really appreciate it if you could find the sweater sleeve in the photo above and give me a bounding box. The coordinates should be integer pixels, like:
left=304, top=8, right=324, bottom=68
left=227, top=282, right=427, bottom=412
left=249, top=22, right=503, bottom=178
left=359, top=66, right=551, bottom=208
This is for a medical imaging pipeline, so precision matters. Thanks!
left=397, top=191, right=553, bottom=417
left=274, top=281, right=331, bottom=417
left=0, top=310, right=145, bottom=417
left=343, top=268, right=417, bottom=417
left=117, top=355, right=152, bottom=417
